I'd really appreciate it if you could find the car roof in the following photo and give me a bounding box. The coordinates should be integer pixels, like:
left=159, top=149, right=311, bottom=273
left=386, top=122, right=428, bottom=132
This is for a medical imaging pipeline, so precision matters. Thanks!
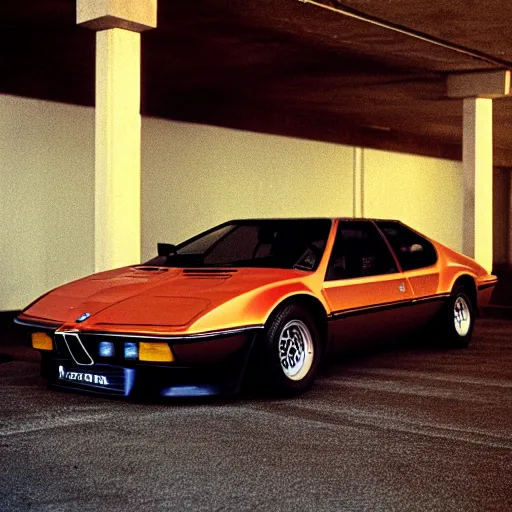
left=224, top=217, right=402, bottom=223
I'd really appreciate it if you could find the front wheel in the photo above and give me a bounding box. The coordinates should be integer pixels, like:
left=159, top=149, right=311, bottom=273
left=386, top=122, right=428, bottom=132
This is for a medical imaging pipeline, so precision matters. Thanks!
left=261, top=304, right=321, bottom=396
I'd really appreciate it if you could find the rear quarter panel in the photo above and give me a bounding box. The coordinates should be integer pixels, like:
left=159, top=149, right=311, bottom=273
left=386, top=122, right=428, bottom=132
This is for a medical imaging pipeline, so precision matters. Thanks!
left=433, top=242, right=496, bottom=310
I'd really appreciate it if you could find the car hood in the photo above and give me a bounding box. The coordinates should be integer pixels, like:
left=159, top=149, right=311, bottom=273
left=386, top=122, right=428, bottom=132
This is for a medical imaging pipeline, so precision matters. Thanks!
left=22, top=266, right=310, bottom=334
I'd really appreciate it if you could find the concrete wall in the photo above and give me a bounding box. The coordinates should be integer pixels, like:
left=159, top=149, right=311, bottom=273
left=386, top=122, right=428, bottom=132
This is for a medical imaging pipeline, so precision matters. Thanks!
left=1, top=95, right=474, bottom=310
left=364, top=149, right=463, bottom=250
left=141, top=119, right=353, bottom=262
left=0, top=96, right=95, bottom=311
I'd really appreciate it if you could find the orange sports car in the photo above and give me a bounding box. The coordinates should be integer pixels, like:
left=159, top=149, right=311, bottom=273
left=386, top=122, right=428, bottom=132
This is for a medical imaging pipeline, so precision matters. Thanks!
left=16, top=218, right=497, bottom=398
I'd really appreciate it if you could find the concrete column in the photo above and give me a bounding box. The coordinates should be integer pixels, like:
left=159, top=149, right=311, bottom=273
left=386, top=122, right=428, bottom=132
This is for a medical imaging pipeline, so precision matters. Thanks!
left=462, top=97, right=493, bottom=271
left=447, top=70, right=511, bottom=272
left=77, top=0, right=157, bottom=272
left=353, top=147, right=364, bottom=218
left=95, top=28, right=141, bottom=271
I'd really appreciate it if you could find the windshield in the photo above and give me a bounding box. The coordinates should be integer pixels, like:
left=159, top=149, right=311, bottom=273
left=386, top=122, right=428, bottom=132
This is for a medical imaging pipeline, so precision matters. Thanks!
left=145, top=219, right=332, bottom=270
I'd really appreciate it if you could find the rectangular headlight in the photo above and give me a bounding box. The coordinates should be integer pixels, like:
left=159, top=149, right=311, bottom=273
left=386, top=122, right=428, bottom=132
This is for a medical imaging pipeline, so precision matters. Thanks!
left=124, top=341, right=138, bottom=360
left=99, top=341, right=115, bottom=358
left=32, top=332, right=53, bottom=351
left=139, top=342, right=174, bottom=362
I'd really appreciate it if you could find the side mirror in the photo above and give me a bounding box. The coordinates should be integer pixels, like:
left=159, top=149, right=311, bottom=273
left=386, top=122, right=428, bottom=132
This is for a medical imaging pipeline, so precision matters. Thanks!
left=157, top=243, right=177, bottom=257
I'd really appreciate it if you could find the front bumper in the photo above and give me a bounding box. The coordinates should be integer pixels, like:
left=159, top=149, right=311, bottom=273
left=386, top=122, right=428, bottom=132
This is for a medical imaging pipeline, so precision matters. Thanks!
left=49, top=338, right=256, bottom=398
left=16, top=319, right=261, bottom=398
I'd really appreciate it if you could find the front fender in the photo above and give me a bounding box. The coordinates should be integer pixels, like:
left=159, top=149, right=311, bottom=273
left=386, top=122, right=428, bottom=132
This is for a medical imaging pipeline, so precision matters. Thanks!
left=189, top=279, right=326, bottom=333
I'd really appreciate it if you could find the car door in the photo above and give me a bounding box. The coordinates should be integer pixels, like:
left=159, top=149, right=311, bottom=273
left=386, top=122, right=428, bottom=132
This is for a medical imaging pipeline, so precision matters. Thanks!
left=374, top=220, right=445, bottom=327
left=322, top=220, right=414, bottom=351
left=374, top=220, right=440, bottom=297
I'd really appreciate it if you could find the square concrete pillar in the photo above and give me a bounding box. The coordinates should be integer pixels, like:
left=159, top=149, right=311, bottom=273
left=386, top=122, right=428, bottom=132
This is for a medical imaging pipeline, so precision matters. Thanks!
left=462, top=98, right=493, bottom=272
left=77, top=0, right=157, bottom=272
left=94, top=28, right=141, bottom=271
left=77, top=0, right=157, bottom=32
left=448, top=70, right=511, bottom=272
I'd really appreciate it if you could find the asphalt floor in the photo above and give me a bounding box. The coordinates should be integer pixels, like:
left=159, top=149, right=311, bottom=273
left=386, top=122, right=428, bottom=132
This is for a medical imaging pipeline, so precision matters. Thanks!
left=1, top=317, right=511, bottom=511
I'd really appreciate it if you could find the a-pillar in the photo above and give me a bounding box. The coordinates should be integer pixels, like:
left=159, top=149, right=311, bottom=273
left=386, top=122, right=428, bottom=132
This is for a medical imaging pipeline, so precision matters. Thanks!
left=77, top=0, right=157, bottom=272
left=447, top=70, right=511, bottom=272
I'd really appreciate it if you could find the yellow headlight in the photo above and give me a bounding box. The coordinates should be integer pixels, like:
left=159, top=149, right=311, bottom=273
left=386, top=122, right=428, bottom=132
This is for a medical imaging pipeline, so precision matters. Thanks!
left=32, top=332, right=53, bottom=351
left=139, top=342, right=174, bottom=362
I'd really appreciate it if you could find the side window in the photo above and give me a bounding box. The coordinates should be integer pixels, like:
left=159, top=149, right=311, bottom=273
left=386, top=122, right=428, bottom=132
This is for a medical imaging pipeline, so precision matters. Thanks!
left=376, top=221, right=438, bottom=271
left=326, top=221, right=398, bottom=281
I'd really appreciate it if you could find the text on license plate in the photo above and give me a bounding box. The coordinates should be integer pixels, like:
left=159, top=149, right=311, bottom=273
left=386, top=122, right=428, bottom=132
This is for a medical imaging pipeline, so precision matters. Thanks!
left=58, top=365, right=110, bottom=386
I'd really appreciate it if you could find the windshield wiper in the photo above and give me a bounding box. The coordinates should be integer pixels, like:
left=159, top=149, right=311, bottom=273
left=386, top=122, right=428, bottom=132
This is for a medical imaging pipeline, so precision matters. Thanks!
left=293, top=263, right=314, bottom=271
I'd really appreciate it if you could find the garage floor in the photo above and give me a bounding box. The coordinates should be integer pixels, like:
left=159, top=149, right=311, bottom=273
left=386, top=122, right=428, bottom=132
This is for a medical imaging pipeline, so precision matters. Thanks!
left=1, top=318, right=511, bottom=511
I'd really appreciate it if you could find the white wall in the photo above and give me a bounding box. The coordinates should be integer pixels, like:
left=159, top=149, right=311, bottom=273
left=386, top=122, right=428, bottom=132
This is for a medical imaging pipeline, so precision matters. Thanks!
left=0, top=96, right=95, bottom=310
left=141, top=119, right=354, bottom=261
left=1, top=95, right=473, bottom=310
left=364, top=149, right=463, bottom=250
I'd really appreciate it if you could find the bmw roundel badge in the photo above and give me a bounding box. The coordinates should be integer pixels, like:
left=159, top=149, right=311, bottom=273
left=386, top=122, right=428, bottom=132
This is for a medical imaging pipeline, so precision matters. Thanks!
left=76, top=312, right=91, bottom=323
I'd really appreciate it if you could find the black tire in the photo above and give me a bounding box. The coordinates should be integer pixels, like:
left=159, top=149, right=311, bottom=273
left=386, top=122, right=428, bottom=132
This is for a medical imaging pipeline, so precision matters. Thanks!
left=440, top=286, right=475, bottom=348
left=260, top=303, right=321, bottom=396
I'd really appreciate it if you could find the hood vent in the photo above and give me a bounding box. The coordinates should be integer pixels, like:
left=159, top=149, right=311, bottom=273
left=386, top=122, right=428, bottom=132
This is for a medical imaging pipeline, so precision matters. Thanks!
left=133, top=266, right=168, bottom=273
left=182, top=268, right=237, bottom=279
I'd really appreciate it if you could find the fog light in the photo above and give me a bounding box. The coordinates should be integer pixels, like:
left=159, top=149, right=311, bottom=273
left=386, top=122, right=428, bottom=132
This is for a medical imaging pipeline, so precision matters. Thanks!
left=32, top=332, right=53, bottom=351
left=99, top=341, right=115, bottom=357
left=124, top=342, right=138, bottom=359
left=162, top=385, right=217, bottom=397
left=139, top=342, right=174, bottom=362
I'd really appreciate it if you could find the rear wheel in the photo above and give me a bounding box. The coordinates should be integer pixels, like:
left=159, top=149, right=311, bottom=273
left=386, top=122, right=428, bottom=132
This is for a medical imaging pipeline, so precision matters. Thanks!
left=261, top=304, right=321, bottom=396
left=443, top=286, right=475, bottom=348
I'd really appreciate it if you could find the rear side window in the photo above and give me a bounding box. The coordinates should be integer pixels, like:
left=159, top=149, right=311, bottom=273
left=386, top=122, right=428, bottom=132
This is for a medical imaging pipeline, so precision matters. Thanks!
left=326, top=221, right=398, bottom=280
left=376, top=221, right=437, bottom=271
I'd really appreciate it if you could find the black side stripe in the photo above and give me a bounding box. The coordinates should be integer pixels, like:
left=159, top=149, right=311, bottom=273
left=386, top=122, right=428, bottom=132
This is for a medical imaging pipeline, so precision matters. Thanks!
left=328, top=294, right=450, bottom=320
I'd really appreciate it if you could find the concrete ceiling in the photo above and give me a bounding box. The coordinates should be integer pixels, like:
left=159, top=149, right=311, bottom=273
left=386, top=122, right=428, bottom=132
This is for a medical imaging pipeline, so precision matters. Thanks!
left=1, top=0, right=512, bottom=164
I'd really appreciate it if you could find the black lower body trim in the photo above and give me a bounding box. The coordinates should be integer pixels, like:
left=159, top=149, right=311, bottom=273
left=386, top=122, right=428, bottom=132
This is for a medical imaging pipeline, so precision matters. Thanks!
left=478, top=282, right=497, bottom=291
left=326, top=295, right=448, bottom=353
left=45, top=332, right=258, bottom=399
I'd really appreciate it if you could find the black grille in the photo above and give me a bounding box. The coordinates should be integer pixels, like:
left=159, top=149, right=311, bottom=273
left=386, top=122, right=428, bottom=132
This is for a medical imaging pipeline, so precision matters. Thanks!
left=54, top=333, right=94, bottom=365
left=55, top=333, right=139, bottom=366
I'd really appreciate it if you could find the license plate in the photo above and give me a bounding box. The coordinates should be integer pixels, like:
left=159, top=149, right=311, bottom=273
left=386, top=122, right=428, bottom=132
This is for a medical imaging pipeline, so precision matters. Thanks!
left=58, top=365, right=110, bottom=386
